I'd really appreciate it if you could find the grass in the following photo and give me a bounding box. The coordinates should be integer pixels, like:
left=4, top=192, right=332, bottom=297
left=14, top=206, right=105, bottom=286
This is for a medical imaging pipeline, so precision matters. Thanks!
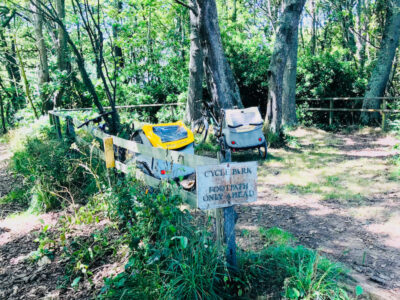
left=259, top=127, right=399, bottom=206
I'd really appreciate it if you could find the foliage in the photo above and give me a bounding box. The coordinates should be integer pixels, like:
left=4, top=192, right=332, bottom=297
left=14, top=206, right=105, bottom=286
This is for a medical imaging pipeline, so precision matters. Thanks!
left=60, top=227, right=120, bottom=288
left=9, top=121, right=103, bottom=211
left=242, top=227, right=350, bottom=299
left=100, top=178, right=229, bottom=299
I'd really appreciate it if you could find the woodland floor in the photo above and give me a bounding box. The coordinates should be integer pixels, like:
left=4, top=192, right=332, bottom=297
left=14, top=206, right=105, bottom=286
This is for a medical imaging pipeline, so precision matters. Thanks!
left=235, top=127, right=400, bottom=299
left=0, top=127, right=399, bottom=299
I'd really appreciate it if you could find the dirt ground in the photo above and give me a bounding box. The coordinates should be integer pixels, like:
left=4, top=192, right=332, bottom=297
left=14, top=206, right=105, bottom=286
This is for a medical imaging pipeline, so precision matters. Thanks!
left=0, top=143, right=125, bottom=299
left=235, top=127, right=400, bottom=299
left=1, top=128, right=399, bottom=299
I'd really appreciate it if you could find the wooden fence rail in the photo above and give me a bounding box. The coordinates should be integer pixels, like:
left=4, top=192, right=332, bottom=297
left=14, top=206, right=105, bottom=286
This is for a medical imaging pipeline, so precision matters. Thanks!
left=48, top=110, right=223, bottom=239
left=51, top=103, right=183, bottom=112
left=298, top=97, right=400, bottom=129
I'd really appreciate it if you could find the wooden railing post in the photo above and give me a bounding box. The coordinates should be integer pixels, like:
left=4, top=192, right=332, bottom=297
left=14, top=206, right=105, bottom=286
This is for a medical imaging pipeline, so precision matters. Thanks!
left=381, top=100, right=387, bottom=131
left=54, top=115, right=62, bottom=139
left=65, top=116, right=75, bottom=138
left=329, top=99, right=333, bottom=126
left=49, top=113, right=54, bottom=126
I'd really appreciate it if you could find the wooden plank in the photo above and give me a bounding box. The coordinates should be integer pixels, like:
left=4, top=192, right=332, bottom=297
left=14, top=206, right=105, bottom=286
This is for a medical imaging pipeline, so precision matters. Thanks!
left=299, top=97, right=400, bottom=101
left=103, top=137, right=116, bottom=169
left=305, top=108, right=400, bottom=113
left=112, top=135, right=219, bottom=168
left=49, top=103, right=184, bottom=113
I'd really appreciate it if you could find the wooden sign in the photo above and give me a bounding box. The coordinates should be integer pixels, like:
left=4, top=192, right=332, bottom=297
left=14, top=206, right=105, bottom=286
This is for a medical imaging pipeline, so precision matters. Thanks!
left=196, top=161, right=257, bottom=210
left=103, top=137, right=115, bottom=169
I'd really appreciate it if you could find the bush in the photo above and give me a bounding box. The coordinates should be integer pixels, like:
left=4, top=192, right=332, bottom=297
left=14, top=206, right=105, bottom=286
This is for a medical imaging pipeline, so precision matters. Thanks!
left=100, top=179, right=228, bottom=299
left=9, top=121, right=103, bottom=211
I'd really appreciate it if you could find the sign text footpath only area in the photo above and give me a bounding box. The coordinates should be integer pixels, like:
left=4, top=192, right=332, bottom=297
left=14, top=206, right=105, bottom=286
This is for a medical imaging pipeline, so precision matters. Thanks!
left=196, top=161, right=258, bottom=210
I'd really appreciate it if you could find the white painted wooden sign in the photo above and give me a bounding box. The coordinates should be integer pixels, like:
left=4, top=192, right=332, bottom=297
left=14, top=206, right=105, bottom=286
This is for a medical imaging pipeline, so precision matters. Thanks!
left=196, top=161, right=258, bottom=210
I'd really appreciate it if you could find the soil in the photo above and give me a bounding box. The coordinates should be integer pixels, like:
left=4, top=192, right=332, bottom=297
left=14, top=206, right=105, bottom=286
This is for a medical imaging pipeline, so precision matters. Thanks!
left=235, top=128, right=400, bottom=299
left=0, top=143, right=124, bottom=299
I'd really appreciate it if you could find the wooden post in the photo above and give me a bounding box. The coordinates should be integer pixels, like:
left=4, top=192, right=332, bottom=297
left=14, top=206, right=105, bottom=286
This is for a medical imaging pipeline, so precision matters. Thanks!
left=381, top=100, right=387, bottom=131
left=103, top=137, right=116, bottom=169
left=55, top=115, right=62, bottom=139
left=65, top=116, right=75, bottom=138
left=329, top=99, right=333, bottom=126
left=219, top=149, right=237, bottom=269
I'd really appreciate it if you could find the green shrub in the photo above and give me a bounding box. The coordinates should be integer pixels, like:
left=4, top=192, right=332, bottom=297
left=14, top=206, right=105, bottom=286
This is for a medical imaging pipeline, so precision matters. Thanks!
left=241, top=242, right=350, bottom=299
left=101, top=179, right=229, bottom=299
left=10, top=122, right=103, bottom=211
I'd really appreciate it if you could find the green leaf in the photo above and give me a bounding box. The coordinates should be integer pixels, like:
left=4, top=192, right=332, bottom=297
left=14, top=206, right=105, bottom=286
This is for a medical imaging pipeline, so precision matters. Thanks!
left=171, top=236, right=188, bottom=249
left=356, top=285, right=363, bottom=296
left=71, top=277, right=81, bottom=288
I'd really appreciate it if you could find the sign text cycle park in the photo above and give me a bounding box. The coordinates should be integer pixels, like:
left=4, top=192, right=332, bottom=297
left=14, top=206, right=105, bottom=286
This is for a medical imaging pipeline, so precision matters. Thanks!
left=196, top=161, right=258, bottom=210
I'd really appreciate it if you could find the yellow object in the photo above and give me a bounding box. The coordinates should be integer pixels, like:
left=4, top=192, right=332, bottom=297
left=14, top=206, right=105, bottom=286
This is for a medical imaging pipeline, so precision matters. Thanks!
left=142, top=121, right=194, bottom=150
left=103, top=137, right=115, bottom=168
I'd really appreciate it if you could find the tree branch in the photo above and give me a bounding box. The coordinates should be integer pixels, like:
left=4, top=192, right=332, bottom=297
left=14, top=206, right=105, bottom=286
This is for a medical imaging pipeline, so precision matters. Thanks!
left=174, top=0, right=197, bottom=15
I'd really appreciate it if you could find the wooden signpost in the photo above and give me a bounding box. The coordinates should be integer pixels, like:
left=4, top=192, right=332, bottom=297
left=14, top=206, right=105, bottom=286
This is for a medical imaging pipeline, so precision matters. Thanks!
left=196, top=161, right=258, bottom=268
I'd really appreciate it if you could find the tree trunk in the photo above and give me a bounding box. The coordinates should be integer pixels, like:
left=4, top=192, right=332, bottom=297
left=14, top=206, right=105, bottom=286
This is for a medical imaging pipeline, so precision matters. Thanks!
left=185, top=2, right=204, bottom=124
left=282, top=4, right=303, bottom=127
left=0, top=28, right=22, bottom=110
left=0, top=93, right=6, bottom=133
left=15, top=42, right=39, bottom=119
left=361, top=0, right=400, bottom=124
left=55, top=0, right=68, bottom=107
left=113, top=1, right=124, bottom=69
left=33, top=0, right=51, bottom=112
left=310, top=0, right=316, bottom=55
left=198, top=0, right=243, bottom=118
left=56, top=0, right=68, bottom=71
left=265, top=0, right=306, bottom=135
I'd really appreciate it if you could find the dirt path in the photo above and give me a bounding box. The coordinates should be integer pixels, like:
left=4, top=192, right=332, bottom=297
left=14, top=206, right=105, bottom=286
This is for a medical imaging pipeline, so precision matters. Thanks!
left=236, top=128, right=400, bottom=299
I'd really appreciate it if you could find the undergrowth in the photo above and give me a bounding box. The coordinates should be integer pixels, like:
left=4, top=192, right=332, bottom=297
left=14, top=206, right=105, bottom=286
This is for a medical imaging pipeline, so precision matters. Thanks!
left=7, top=119, right=104, bottom=211
left=3, top=119, right=360, bottom=299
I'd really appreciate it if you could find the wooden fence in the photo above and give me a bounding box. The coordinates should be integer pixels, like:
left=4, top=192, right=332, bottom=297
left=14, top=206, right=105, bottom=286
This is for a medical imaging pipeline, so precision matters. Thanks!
left=299, top=97, right=400, bottom=129
left=48, top=108, right=225, bottom=241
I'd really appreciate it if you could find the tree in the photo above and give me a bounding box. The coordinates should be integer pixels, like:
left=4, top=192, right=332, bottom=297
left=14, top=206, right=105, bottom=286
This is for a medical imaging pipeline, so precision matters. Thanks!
left=265, top=0, right=306, bottom=135
left=0, top=89, right=6, bottom=133
left=184, top=0, right=243, bottom=123
left=32, top=0, right=50, bottom=112
left=282, top=1, right=304, bottom=126
left=29, top=0, right=120, bottom=133
left=185, top=0, right=204, bottom=124
left=361, top=0, right=400, bottom=124
left=54, top=0, right=69, bottom=107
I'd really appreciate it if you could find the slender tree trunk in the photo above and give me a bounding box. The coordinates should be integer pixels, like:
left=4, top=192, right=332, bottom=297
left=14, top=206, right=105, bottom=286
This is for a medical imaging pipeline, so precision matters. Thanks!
left=361, top=0, right=400, bottom=124
left=232, top=0, right=237, bottom=22
left=56, top=0, right=68, bottom=71
left=186, top=2, right=204, bottom=124
left=0, top=93, right=6, bottom=133
left=265, top=0, right=306, bottom=135
left=113, top=1, right=124, bottom=69
left=197, top=0, right=243, bottom=117
left=282, top=3, right=303, bottom=126
left=0, top=29, right=21, bottom=110
left=15, top=42, right=39, bottom=119
left=55, top=0, right=68, bottom=107
left=33, top=0, right=51, bottom=112
left=310, top=0, right=316, bottom=55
